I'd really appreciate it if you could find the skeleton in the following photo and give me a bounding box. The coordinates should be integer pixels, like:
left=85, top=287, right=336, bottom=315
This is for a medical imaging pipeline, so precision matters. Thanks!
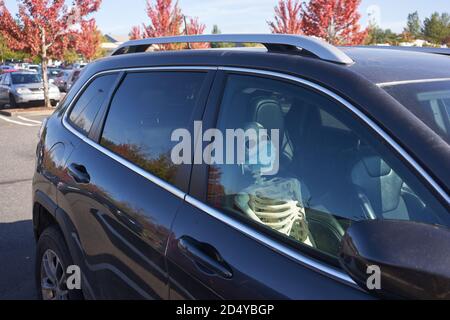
left=235, top=178, right=312, bottom=246
left=234, top=123, right=312, bottom=246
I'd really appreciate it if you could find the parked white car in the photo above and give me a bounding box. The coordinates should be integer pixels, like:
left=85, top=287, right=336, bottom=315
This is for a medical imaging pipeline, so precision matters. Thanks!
left=0, top=72, right=61, bottom=108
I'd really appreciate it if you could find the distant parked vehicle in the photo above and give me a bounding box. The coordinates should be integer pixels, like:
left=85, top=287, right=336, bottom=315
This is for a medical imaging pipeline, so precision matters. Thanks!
left=0, top=65, right=15, bottom=74
left=54, top=69, right=82, bottom=92
left=27, top=64, right=40, bottom=72
left=66, top=69, right=82, bottom=91
left=47, top=68, right=61, bottom=84
left=0, top=71, right=61, bottom=108
left=73, top=62, right=87, bottom=69
left=53, top=70, right=72, bottom=92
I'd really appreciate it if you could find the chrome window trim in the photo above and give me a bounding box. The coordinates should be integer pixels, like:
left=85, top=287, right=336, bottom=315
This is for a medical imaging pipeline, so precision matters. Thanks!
left=377, top=78, right=450, bottom=87
left=61, top=65, right=449, bottom=292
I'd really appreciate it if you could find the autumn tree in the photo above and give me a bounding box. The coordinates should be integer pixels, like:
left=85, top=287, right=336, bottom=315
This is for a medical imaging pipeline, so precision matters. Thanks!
left=130, top=0, right=183, bottom=50
left=268, top=0, right=303, bottom=34
left=130, top=0, right=207, bottom=50
left=142, top=0, right=182, bottom=38
left=76, top=19, right=103, bottom=61
left=0, top=34, right=31, bottom=63
left=185, top=17, right=208, bottom=48
left=129, top=25, right=143, bottom=40
left=63, top=49, right=79, bottom=64
left=0, top=0, right=101, bottom=108
left=301, top=0, right=367, bottom=45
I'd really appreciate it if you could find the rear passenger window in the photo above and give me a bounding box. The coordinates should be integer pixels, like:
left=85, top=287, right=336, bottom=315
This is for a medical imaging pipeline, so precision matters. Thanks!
left=69, top=74, right=117, bottom=135
left=100, top=71, right=207, bottom=185
left=207, top=74, right=450, bottom=259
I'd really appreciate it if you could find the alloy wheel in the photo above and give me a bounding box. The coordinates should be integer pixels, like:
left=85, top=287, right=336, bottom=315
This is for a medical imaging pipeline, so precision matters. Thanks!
left=40, top=249, right=68, bottom=300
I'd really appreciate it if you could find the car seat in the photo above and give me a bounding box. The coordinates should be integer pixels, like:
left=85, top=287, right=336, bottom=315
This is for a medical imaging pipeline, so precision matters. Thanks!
left=350, top=153, right=409, bottom=220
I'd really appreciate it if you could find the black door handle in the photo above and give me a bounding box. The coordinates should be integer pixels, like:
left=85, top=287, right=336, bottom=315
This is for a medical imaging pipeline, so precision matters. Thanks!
left=68, top=163, right=91, bottom=184
left=178, top=236, right=233, bottom=279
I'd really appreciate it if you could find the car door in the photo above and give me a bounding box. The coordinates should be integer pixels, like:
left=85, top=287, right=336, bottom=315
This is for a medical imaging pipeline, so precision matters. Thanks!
left=0, top=74, right=10, bottom=104
left=166, top=69, right=450, bottom=300
left=0, top=74, right=5, bottom=104
left=58, top=68, right=215, bottom=299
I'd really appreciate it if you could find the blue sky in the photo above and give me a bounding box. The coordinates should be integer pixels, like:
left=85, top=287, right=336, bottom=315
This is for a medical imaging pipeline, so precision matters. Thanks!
left=4, top=0, right=450, bottom=36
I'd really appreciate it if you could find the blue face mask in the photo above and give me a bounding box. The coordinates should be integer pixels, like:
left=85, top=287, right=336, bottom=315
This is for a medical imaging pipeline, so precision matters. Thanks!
left=241, top=123, right=280, bottom=177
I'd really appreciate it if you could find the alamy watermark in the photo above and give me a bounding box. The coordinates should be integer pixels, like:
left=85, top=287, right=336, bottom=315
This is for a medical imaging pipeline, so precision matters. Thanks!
left=171, top=121, right=280, bottom=176
left=366, top=265, right=381, bottom=290
left=66, top=265, right=81, bottom=290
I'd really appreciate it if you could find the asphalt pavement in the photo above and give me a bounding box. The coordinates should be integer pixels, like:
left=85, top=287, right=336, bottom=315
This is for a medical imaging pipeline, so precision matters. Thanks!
left=0, top=113, right=48, bottom=300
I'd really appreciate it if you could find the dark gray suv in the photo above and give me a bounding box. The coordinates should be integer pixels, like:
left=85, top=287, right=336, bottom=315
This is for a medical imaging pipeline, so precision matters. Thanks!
left=32, top=34, right=450, bottom=300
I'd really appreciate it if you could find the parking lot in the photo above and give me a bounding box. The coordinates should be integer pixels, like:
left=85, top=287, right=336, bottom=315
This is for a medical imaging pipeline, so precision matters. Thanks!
left=0, top=113, right=48, bottom=300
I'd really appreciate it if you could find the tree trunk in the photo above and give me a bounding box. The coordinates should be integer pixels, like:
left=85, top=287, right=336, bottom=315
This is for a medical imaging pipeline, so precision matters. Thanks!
left=41, top=57, right=50, bottom=108
left=41, top=30, right=51, bottom=109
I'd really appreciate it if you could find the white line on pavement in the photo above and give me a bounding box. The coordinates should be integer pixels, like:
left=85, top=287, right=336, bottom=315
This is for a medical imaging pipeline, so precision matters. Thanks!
left=17, top=116, right=42, bottom=124
left=0, top=115, right=40, bottom=127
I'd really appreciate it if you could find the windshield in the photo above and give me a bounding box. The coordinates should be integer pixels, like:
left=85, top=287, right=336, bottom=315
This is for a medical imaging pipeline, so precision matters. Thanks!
left=11, top=73, right=42, bottom=85
left=383, top=80, right=450, bottom=144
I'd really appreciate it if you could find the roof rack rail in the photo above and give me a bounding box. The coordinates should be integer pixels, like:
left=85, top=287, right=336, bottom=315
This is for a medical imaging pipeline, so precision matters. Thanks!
left=112, top=34, right=354, bottom=65
left=354, top=45, right=450, bottom=57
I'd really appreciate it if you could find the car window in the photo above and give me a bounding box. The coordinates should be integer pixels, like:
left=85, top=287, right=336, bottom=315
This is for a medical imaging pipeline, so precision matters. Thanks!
left=3, top=74, right=10, bottom=85
left=207, top=74, right=450, bottom=259
left=68, top=74, right=118, bottom=136
left=100, top=71, right=207, bottom=186
left=11, top=73, right=41, bottom=84
left=71, top=71, right=81, bottom=85
left=383, top=80, right=450, bottom=144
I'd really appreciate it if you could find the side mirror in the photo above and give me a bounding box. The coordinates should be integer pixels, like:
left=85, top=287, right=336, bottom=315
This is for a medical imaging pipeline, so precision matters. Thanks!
left=339, top=220, right=450, bottom=300
left=49, top=79, right=55, bottom=84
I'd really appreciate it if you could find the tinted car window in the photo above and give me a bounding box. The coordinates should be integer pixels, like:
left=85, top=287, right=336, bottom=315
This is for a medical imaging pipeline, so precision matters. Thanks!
left=100, top=71, right=207, bottom=185
left=72, top=70, right=81, bottom=83
left=69, top=74, right=118, bottom=135
left=207, top=74, right=449, bottom=258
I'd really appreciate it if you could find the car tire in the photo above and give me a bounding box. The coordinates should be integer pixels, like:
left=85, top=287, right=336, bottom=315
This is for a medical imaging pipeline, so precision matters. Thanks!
left=9, top=94, right=17, bottom=109
left=35, top=225, right=84, bottom=300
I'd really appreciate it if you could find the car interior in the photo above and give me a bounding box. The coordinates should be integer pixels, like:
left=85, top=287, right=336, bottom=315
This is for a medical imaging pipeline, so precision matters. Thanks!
left=209, top=75, right=439, bottom=257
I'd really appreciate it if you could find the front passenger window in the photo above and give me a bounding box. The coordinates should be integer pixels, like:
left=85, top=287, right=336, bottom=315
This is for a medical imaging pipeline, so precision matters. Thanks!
left=207, top=74, right=450, bottom=258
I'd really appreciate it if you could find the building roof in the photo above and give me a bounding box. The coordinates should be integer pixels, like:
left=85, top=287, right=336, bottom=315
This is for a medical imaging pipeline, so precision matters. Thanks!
left=104, top=34, right=130, bottom=44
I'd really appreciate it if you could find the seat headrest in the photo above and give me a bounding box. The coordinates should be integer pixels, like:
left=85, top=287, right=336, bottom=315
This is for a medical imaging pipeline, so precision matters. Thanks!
left=351, top=155, right=404, bottom=215
left=250, top=97, right=284, bottom=138
left=361, top=156, right=392, bottom=177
